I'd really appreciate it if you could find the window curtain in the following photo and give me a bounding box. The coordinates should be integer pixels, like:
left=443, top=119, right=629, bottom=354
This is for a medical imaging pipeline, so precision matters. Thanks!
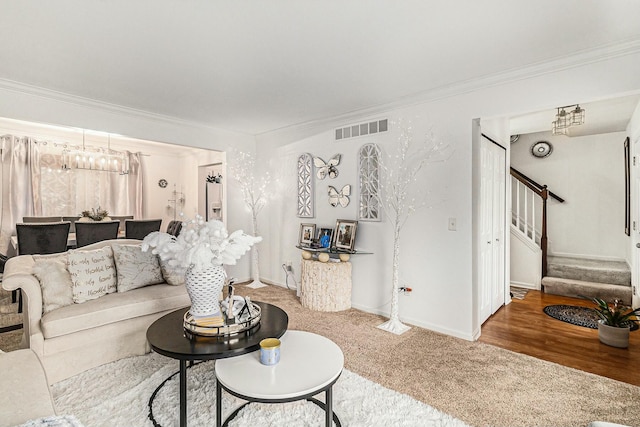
left=0, top=135, right=41, bottom=255
left=0, top=136, right=145, bottom=255
left=38, top=144, right=143, bottom=218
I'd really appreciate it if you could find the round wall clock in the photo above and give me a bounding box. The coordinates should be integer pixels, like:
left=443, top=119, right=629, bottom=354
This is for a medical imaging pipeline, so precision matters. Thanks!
left=158, top=179, right=168, bottom=188
left=530, top=141, right=553, bottom=158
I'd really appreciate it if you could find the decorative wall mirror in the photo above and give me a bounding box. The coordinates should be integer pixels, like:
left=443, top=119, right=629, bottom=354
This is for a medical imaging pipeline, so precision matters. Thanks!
left=328, top=184, right=351, bottom=207
left=530, top=141, right=553, bottom=158
left=297, top=153, right=314, bottom=218
left=313, top=154, right=341, bottom=179
left=358, top=143, right=381, bottom=221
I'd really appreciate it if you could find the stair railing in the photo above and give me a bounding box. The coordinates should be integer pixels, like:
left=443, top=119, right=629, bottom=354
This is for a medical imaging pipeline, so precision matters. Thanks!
left=510, top=167, right=564, bottom=278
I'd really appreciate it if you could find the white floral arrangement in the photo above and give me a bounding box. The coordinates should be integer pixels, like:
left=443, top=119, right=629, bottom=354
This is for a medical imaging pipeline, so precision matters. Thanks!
left=141, top=215, right=261, bottom=271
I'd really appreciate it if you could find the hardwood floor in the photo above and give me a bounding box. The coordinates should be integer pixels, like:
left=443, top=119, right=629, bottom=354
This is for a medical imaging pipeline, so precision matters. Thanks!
left=479, top=290, right=640, bottom=387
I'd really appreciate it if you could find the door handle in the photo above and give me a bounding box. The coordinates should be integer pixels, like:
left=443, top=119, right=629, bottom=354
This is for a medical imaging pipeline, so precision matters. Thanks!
left=636, top=243, right=640, bottom=248
left=487, top=241, right=492, bottom=244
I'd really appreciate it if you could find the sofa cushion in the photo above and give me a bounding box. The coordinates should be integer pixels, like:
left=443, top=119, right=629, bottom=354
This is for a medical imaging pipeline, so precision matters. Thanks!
left=68, top=246, right=117, bottom=303
left=40, top=284, right=188, bottom=339
left=32, top=259, right=74, bottom=314
left=159, top=257, right=186, bottom=286
left=32, top=252, right=69, bottom=266
left=112, top=244, right=164, bottom=292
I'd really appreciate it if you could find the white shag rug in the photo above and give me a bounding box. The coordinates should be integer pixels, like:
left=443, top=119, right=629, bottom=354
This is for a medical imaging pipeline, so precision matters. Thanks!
left=52, top=352, right=471, bottom=427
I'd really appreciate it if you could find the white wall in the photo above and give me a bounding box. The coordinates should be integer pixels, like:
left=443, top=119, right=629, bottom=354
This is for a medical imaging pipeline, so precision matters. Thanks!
left=257, top=50, right=640, bottom=341
left=510, top=227, right=542, bottom=289
left=142, top=150, right=224, bottom=228
left=0, top=90, right=258, bottom=280
left=2, top=49, right=640, bottom=341
left=511, top=130, right=627, bottom=261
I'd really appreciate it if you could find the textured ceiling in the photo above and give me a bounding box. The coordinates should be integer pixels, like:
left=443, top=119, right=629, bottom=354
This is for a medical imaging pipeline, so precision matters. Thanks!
left=1, top=1, right=640, bottom=135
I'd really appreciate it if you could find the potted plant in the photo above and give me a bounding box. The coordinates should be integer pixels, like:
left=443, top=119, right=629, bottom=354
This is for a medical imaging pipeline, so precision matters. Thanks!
left=79, top=207, right=110, bottom=222
left=592, top=297, right=640, bottom=348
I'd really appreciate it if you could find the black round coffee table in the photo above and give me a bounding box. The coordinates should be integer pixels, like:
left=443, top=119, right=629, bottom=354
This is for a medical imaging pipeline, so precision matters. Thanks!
left=146, top=301, right=288, bottom=427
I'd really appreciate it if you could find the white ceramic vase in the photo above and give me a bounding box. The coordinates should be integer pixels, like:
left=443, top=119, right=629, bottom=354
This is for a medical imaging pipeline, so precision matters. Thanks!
left=184, top=265, right=226, bottom=317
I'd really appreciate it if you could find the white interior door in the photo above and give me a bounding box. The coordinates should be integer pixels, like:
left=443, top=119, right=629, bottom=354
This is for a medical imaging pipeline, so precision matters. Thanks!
left=633, top=136, right=640, bottom=307
left=479, top=135, right=506, bottom=324
left=491, top=145, right=506, bottom=312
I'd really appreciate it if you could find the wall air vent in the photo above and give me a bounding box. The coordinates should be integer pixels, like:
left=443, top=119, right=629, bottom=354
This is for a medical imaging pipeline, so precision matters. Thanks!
left=335, top=118, right=388, bottom=141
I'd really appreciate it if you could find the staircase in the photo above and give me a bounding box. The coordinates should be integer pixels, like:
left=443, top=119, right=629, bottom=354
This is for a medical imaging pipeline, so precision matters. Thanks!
left=542, top=256, right=632, bottom=304
left=510, top=167, right=632, bottom=304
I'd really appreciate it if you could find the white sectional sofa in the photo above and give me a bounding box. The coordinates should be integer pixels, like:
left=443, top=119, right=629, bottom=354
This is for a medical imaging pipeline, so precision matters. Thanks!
left=2, top=239, right=190, bottom=384
left=0, top=349, right=56, bottom=427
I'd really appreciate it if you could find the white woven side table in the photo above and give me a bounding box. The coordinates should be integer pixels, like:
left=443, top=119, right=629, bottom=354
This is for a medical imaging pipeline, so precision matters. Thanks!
left=300, top=259, right=352, bottom=311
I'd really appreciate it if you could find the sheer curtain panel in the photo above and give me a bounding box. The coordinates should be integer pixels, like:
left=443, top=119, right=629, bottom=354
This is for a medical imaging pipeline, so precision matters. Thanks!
left=0, top=135, right=145, bottom=255
left=0, top=135, right=41, bottom=255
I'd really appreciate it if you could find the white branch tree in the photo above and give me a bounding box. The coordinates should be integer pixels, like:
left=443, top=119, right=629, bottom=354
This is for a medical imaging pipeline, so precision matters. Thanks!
left=377, top=123, right=449, bottom=334
left=229, top=150, right=270, bottom=289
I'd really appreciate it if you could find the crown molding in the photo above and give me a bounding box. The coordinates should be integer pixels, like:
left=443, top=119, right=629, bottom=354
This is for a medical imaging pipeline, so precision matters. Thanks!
left=2, top=37, right=640, bottom=147
left=258, top=37, right=640, bottom=145
left=0, top=77, right=253, bottom=138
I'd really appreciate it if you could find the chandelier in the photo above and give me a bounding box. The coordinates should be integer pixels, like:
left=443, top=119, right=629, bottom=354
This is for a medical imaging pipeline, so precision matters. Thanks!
left=552, top=104, right=585, bottom=135
left=61, top=132, right=130, bottom=174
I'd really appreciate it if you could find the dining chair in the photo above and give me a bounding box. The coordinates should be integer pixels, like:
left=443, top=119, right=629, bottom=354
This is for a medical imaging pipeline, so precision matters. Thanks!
left=62, top=216, right=81, bottom=233
left=75, top=220, right=120, bottom=248
left=15, top=221, right=71, bottom=314
left=166, top=220, right=183, bottom=237
left=16, top=222, right=71, bottom=256
left=124, top=219, right=162, bottom=240
left=110, top=215, right=134, bottom=233
left=22, top=216, right=63, bottom=223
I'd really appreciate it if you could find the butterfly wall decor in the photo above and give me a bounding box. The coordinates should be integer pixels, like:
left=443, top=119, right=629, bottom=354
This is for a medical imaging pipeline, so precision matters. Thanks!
left=313, top=154, right=341, bottom=180
left=328, top=184, right=351, bottom=207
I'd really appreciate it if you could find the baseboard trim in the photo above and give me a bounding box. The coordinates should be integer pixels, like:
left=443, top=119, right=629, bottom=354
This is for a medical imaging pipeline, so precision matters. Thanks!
left=351, top=302, right=475, bottom=341
left=510, top=281, right=539, bottom=290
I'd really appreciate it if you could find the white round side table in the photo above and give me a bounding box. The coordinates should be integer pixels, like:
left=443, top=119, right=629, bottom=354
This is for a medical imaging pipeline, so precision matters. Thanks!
left=215, top=330, right=344, bottom=427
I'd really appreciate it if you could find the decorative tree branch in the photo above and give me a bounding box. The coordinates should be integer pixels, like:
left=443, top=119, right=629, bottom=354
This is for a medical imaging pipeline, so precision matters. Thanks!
left=377, top=122, right=450, bottom=334
left=229, top=150, right=270, bottom=289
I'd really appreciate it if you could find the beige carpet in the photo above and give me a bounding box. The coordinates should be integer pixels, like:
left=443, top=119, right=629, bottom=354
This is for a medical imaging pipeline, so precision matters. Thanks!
left=3, top=282, right=639, bottom=426
left=0, top=288, right=23, bottom=352
left=241, top=284, right=640, bottom=427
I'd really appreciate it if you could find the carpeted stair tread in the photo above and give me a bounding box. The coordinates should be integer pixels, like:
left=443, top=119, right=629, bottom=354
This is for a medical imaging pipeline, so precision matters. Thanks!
left=542, top=276, right=632, bottom=305
left=547, top=256, right=630, bottom=286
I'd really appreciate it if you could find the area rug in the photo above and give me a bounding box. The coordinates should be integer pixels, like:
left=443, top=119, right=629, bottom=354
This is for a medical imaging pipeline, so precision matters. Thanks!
left=52, top=352, right=471, bottom=427
left=543, top=305, right=639, bottom=330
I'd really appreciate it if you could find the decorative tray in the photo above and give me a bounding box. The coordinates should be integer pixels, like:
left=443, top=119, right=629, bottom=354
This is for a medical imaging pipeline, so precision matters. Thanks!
left=183, top=301, right=261, bottom=337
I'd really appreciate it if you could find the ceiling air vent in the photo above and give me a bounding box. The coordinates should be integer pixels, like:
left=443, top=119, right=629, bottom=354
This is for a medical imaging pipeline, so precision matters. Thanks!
left=335, top=118, right=388, bottom=141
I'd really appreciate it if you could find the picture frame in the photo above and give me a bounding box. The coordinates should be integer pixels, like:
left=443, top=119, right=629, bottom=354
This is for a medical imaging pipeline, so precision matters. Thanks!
left=299, top=223, right=316, bottom=247
left=332, top=219, right=358, bottom=252
left=316, top=227, right=333, bottom=248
